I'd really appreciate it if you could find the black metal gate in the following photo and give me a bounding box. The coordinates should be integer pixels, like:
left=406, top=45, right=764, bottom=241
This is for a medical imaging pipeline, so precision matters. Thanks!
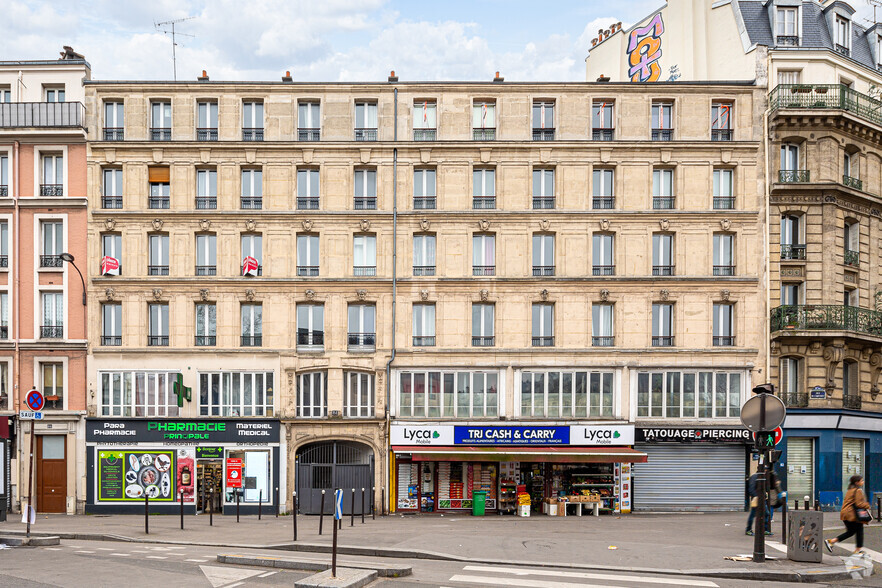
left=296, top=441, right=374, bottom=515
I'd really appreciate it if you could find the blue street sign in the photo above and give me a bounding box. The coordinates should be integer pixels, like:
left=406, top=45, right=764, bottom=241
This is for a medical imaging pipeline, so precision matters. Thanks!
left=334, top=489, right=343, bottom=520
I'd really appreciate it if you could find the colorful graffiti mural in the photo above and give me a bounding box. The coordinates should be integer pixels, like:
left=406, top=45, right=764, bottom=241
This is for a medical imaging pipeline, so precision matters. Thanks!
left=627, top=13, right=665, bottom=82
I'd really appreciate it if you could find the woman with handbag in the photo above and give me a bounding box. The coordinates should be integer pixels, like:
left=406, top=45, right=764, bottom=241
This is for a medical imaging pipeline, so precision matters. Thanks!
left=825, top=475, right=871, bottom=555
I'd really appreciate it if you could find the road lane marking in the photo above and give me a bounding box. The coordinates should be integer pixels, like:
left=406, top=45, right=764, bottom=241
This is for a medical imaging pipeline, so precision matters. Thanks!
left=146, top=556, right=167, bottom=559
left=186, top=559, right=208, bottom=562
left=74, top=551, right=95, bottom=554
left=462, top=566, right=718, bottom=587
left=110, top=553, right=131, bottom=557
left=258, top=571, right=277, bottom=578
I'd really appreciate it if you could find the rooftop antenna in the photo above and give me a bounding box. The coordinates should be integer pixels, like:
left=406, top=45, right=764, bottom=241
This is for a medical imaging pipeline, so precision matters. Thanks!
left=868, top=0, right=882, bottom=28
left=154, top=16, right=196, bottom=81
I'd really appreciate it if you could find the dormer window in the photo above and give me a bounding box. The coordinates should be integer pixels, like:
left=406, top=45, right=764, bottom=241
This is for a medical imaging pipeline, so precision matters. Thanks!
left=877, top=36, right=882, bottom=68
left=835, top=16, right=850, bottom=55
left=776, top=8, right=798, bottom=46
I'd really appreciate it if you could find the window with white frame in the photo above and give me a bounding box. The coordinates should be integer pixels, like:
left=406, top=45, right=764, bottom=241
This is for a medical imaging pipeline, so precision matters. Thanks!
left=713, top=303, right=734, bottom=346
left=241, top=233, right=262, bottom=275
left=592, top=233, right=614, bottom=275
left=711, top=102, right=733, bottom=139
left=102, top=167, right=122, bottom=208
left=196, top=168, right=217, bottom=207
left=296, top=303, right=323, bottom=347
left=777, top=70, right=801, bottom=85
left=652, top=168, right=674, bottom=208
left=472, top=303, right=495, bottom=346
left=472, top=101, right=496, bottom=139
left=41, top=362, right=64, bottom=407
left=197, top=101, right=218, bottom=140
left=242, top=101, right=264, bottom=140
left=412, top=303, right=435, bottom=346
left=355, top=101, right=378, bottom=140
left=196, top=234, right=216, bottom=276
left=713, top=233, right=735, bottom=276
left=843, top=361, right=859, bottom=398
left=532, top=303, right=554, bottom=347
left=532, top=168, right=554, bottom=209
left=781, top=283, right=803, bottom=305
left=413, top=233, right=436, bottom=276
left=651, top=303, right=674, bottom=346
left=532, top=233, right=554, bottom=276
left=296, top=371, right=328, bottom=417
left=150, top=102, right=171, bottom=140
left=298, top=101, right=321, bottom=140
left=413, top=168, right=436, bottom=209
left=148, top=233, right=169, bottom=275
left=297, top=234, right=319, bottom=277
left=592, top=168, right=614, bottom=209
left=780, top=144, right=800, bottom=172
left=0, top=87, right=10, bottom=103
left=102, top=302, right=121, bottom=346
left=195, top=303, right=216, bottom=346
left=0, top=291, right=8, bottom=340
left=592, top=100, right=614, bottom=138
left=592, top=303, right=614, bottom=347
left=413, top=100, right=437, bottom=141
left=652, top=233, right=674, bottom=276
left=472, top=233, right=495, bottom=275
left=521, top=370, right=613, bottom=418
left=241, top=168, right=262, bottom=208
left=845, top=220, right=859, bottom=257
left=41, top=154, right=63, bottom=195
left=103, top=101, right=125, bottom=140
left=354, top=168, right=377, bottom=209
left=835, top=16, right=850, bottom=50
left=713, top=168, right=733, bottom=209
left=776, top=8, right=797, bottom=39
left=780, top=214, right=804, bottom=260
left=345, top=372, right=375, bottom=417
left=0, top=362, right=8, bottom=410
left=297, top=168, right=320, bottom=209
left=651, top=101, right=673, bottom=140
left=44, top=87, right=65, bottom=102
left=100, top=371, right=182, bottom=417
left=1, top=154, right=8, bottom=196
left=348, top=304, right=376, bottom=347
left=41, top=220, right=63, bottom=267
left=637, top=370, right=742, bottom=418
left=148, top=303, right=168, bottom=346
left=473, top=168, right=495, bottom=208
left=41, top=292, right=63, bottom=335
left=200, top=371, right=274, bottom=416
left=101, top=233, right=122, bottom=275
left=0, top=221, right=6, bottom=268
left=780, top=357, right=803, bottom=400
left=532, top=100, right=554, bottom=139
left=241, top=303, right=262, bottom=346
left=353, top=234, right=376, bottom=276
left=399, top=370, right=499, bottom=418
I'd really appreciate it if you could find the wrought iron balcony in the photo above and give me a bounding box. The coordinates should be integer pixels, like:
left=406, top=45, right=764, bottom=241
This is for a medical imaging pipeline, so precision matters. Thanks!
left=354, top=197, right=376, bottom=210
left=592, top=265, right=615, bottom=276
left=473, top=265, right=496, bottom=276
left=102, top=196, right=123, bottom=209
left=473, top=197, right=496, bottom=209
left=652, top=265, right=674, bottom=276
left=711, top=129, right=732, bottom=141
left=101, top=335, right=122, bottom=345
left=197, top=128, right=218, bottom=141
left=413, top=265, right=435, bottom=276
left=348, top=333, right=376, bottom=348
left=240, top=197, right=262, bottom=210
left=40, top=325, right=63, bottom=339
left=296, top=332, right=323, bottom=346
left=242, top=128, right=264, bottom=141
left=103, top=128, right=124, bottom=141
left=0, top=186, right=6, bottom=196
left=298, top=128, right=320, bottom=141
left=653, top=196, right=674, bottom=209
left=241, top=335, right=262, bottom=347
left=353, top=266, right=376, bottom=277
left=473, top=128, right=496, bottom=141
left=195, top=335, right=216, bottom=346
left=592, top=128, right=614, bottom=141
left=40, top=255, right=62, bottom=268
left=355, top=128, right=378, bottom=141
left=713, top=336, right=735, bottom=346
left=297, top=197, right=319, bottom=210
left=40, top=184, right=63, bottom=196
left=770, top=304, right=882, bottom=336
left=713, top=265, right=735, bottom=276
left=196, top=197, right=217, bottom=209
left=713, top=196, right=735, bottom=209
left=768, top=84, right=882, bottom=132
left=0, top=325, right=7, bottom=339
left=593, top=196, right=614, bottom=210
left=651, top=129, right=673, bottom=141
left=532, top=128, right=555, bottom=141
left=413, top=129, right=436, bottom=141
left=0, top=255, right=7, bottom=267
left=592, top=336, right=614, bottom=347
left=148, top=265, right=169, bottom=276
left=149, top=197, right=170, bottom=209
left=0, top=102, right=85, bottom=128
left=147, top=335, right=169, bottom=346
left=297, top=266, right=319, bottom=277
left=780, top=393, right=808, bottom=408
left=532, top=336, right=554, bottom=347
left=778, top=170, right=810, bottom=183
left=844, top=249, right=859, bottom=267
left=776, top=35, right=799, bottom=46
left=843, top=395, right=862, bottom=410
left=780, top=244, right=806, bottom=260
left=413, top=336, right=435, bottom=347
left=414, top=196, right=436, bottom=210
left=195, top=265, right=216, bottom=276
left=835, top=43, right=850, bottom=57
left=843, top=175, right=863, bottom=191
left=150, top=128, right=171, bottom=141
left=472, top=336, right=495, bottom=347
left=532, top=265, right=555, bottom=277
left=533, top=197, right=555, bottom=209
left=652, top=336, right=674, bottom=347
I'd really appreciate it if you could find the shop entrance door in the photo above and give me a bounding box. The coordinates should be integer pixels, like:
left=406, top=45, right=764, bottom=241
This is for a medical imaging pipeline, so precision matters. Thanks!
left=36, top=435, right=66, bottom=513
left=296, top=441, right=374, bottom=515
left=197, top=461, right=223, bottom=513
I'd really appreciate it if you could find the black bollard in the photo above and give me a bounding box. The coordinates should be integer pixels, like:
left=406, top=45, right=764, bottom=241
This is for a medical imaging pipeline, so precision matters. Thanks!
left=210, top=488, right=214, bottom=526
left=350, top=489, right=355, bottom=527
left=361, top=488, right=365, bottom=524
left=382, top=487, right=386, bottom=516
left=877, top=496, right=881, bottom=522
left=275, top=487, right=279, bottom=518
left=293, top=492, right=298, bottom=541
left=145, top=493, right=149, bottom=535
left=180, top=490, right=184, bottom=530
left=794, top=498, right=798, bottom=510
left=781, top=494, right=787, bottom=542
left=372, top=486, right=375, bottom=520
left=319, top=489, right=326, bottom=536
left=236, top=490, right=240, bottom=522
left=804, top=498, right=809, bottom=510
left=259, top=490, right=263, bottom=520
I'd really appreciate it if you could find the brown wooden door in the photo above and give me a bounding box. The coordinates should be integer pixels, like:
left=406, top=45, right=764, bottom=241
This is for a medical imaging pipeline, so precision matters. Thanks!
left=37, top=435, right=66, bottom=513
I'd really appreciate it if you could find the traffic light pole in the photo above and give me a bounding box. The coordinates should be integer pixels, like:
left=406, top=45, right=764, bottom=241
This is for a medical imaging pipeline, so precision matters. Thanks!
left=753, top=449, right=766, bottom=562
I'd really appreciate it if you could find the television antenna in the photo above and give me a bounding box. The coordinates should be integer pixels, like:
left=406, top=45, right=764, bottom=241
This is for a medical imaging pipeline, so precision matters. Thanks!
left=868, top=0, right=882, bottom=27
left=154, top=16, right=196, bottom=81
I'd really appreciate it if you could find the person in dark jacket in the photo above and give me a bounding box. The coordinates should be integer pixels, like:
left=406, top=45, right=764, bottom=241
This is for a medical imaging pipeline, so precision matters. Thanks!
left=745, top=472, right=773, bottom=536
left=825, top=475, right=871, bottom=555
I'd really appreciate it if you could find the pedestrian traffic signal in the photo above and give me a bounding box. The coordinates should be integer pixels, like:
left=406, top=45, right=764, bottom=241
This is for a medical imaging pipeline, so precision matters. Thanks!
left=752, top=383, right=775, bottom=395
left=755, top=431, right=776, bottom=449
left=768, top=449, right=782, bottom=463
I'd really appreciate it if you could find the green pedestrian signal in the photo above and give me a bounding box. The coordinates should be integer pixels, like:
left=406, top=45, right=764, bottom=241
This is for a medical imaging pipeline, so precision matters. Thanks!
left=755, top=431, right=776, bottom=449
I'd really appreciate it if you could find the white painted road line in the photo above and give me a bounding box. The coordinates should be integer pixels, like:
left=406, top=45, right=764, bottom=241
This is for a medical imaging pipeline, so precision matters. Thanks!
left=461, top=566, right=718, bottom=587
left=110, top=553, right=131, bottom=557
left=97, top=547, right=113, bottom=551
left=74, top=551, right=95, bottom=554
left=451, top=575, right=658, bottom=588
left=185, top=559, right=208, bottom=562
left=146, top=556, right=167, bottom=560
left=258, top=571, right=277, bottom=578
left=44, top=547, right=61, bottom=551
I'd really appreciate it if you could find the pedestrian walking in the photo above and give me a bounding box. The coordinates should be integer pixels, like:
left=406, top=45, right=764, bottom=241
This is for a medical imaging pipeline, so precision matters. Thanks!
left=745, top=472, right=772, bottom=536
left=825, top=475, right=872, bottom=555
left=767, top=472, right=783, bottom=525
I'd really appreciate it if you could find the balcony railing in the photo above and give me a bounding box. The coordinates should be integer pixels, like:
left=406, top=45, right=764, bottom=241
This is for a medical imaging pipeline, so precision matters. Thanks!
left=472, top=336, right=495, bottom=347
left=473, top=197, right=496, bottom=209
left=0, top=325, right=7, bottom=339
left=148, top=265, right=169, bottom=276
left=355, top=128, right=378, bottom=141
left=843, top=395, right=862, bottom=410
left=240, top=197, right=262, bottom=210
left=195, top=335, right=216, bottom=346
left=533, top=197, right=555, bottom=209
left=413, top=265, right=435, bottom=276
left=532, top=265, right=555, bottom=277
left=414, top=197, right=436, bottom=210
left=148, top=335, right=169, bottom=346
left=297, top=197, right=320, bottom=210
left=0, top=102, right=85, bottom=128
left=197, top=128, right=218, bottom=141
left=414, top=129, right=436, bottom=141
left=780, top=244, right=806, bottom=260
left=473, top=265, right=496, bottom=276
left=651, top=129, right=673, bottom=141
left=473, top=128, right=496, bottom=141
left=592, top=265, right=615, bottom=276
left=652, top=336, right=674, bottom=347
left=296, top=332, right=323, bottom=346
left=593, top=197, right=614, bottom=210
left=780, top=393, right=808, bottom=408
left=713, top=265, right=735, bottom=276
left=149, top=197, right=170, bottom=209
left=653, top=196, right=674, bottom=209
left=592, top=336, right=614, bottom=347
left=150, top=128, right=171, bottom=141
left=711, top=129, right=732, bottom=141
left=348, top=333, right=376, bottom=348
left=713, top=196, right=735, bottom=210
left=298, top=128, right=320, bottom=141
left=713, top=336, right=735, bottom=346
left=532, top=336, right=554, bottom=347
left=242, top=128, right=264, bottom=141
left=353, top=266, right=376, bottom=277
left=652, top=265, right=674, bottom=276
left=843, top=175, right=863, bottom=191
left=413, top=336, right=435, bottom=347
left=196, top=197, right=217, bottom=209
left=835, top=43, right=850, bottom=57
left=844, top=249, right=859, bottom=267
left=0, top=255, right=7, bottom=267
left=103, top=128, right=124, bottom=141
left=771, top=304, right=882, bottom=336
left=354, top=197, right=376, bottom=210
left=40, top=184, right=63, bottom=196
left=40, top=255, right=62, bottom=268
left=195, top=265, right=216, bottom=276
left=592, top=128, right=614, bottom=141
left=776, top=35, right=799, bottom=46
left=532, top=128, right=555, bottom=141
left=778, top=170, right=810, bottom=183
left=297, top=266, right=319, bottom=277
left=768, top=84, right=882, bottom=133
left=40, top=325, right=63, bottom=339
left=102, top=196, right=123, bottom=209
left=0, top=186, right=6, bottom=196
left=241, top=335, right=262, bottom=347
left=101, top=335, right=122, bottom=346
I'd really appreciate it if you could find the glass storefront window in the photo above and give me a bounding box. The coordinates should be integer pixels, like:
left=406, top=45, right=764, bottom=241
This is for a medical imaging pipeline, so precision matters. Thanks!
left=399, top=370, right=498, bottom=418
left=637, top=370, right=742, bottom=418
left=199, top=372, right=274, bottom=417
left=520, top=371, right=613, bottom=418
left=99, top=371, right=181, bottom=417
left=228, top=450, right=270, bottom=503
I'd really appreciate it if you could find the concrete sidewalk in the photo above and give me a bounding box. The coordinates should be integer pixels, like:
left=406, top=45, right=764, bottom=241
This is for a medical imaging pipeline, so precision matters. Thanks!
left=0, top=511, right=875, bottom=582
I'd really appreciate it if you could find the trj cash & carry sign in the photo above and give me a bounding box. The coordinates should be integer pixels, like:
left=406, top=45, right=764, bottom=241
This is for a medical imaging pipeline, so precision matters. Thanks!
left=391, top=423, right=635, bottom=446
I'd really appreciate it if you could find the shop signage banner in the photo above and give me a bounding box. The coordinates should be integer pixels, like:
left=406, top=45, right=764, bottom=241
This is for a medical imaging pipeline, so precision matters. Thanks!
left=87, top=418, right=280, bottom=444
left=391, top=423, right=635, bottom=446
left=570, top=425, right=635, bottom=446
left=196, top=447, right=224, bottom=459
left=390, top=424, right=455, bottom=445
left=636, top=427, right=752, bottom=443
left=454, top=426, right=569, bottom=445
left=98, top=450, right=175, bottom=501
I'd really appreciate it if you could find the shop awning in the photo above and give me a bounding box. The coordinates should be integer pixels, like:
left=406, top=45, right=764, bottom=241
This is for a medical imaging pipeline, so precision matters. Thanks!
left=392, top=446, right=648, bottom=463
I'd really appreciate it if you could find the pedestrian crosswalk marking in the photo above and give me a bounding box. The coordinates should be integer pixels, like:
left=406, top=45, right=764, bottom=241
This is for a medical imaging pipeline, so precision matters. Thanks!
left=461, top=566, right=719, bottom=587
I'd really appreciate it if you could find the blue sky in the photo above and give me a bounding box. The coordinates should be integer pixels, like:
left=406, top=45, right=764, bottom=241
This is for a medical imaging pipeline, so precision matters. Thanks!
left=1, top=0, right=667, bottom=82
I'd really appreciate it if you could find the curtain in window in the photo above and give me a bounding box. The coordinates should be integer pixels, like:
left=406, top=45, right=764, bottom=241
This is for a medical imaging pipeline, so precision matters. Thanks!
left=473, top=235, right=494, bottom=266
left=413, top=102, right=436, bottom=129
left=472, top=103, right=495, bottom=128
left=43, top=293, right=62, bottom=326
left=592, top=304, right=613, bottom=337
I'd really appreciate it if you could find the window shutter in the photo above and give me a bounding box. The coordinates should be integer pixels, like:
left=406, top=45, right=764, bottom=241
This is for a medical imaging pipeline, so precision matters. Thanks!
left=148, top=166, right=170, bottom=183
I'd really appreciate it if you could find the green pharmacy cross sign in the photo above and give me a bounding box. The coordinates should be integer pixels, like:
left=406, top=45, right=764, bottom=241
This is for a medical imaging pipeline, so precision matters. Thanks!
left=172, top=374, right=192, bottom=407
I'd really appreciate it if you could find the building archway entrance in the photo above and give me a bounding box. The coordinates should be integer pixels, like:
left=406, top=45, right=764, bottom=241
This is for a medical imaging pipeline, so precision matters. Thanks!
left=296, top=440, right=374, bottom=514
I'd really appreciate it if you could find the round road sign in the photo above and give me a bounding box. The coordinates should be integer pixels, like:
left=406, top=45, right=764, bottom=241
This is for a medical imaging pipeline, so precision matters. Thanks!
left=740, top=394, right=786, bottom=432
left=25, top=389, right=44, bottom=412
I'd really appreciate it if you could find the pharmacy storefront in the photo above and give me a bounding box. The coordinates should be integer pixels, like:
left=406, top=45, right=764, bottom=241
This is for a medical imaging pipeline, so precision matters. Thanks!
left=85, top=418, right=280, bottom=514
left=390, top=422, right=644, bottom=515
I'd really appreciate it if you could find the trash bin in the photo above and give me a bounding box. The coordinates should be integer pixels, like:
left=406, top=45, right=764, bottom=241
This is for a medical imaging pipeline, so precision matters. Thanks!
left=472, top=491, right=487, bottom=516
left=787, top=510, right=823, bottom=563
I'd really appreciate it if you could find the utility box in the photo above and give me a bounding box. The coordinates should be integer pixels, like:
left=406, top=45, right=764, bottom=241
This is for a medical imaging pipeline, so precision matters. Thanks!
left=787, top=510, right=823, bottom=563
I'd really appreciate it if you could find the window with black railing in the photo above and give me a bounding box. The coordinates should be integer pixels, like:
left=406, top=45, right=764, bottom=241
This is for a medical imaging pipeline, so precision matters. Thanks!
left=355, top=128, right=378, bottom=141
left=0, top=255, right=8, bottom=267
left=297, top=197, right=319, bottom=210
left=103, top=128, right=124, bottom=141
left=473, top=128, right=496, bottom=141
left=592, top=128, right=614, bottom=141
left=472, top=336, right=495, bottom=347
left=592, top=336, right=614, bottom=347
left=150, top=128, right=171, bottom=141
left=532, top=128, right=555, bottom=141
left=652, top=336, right=674, bottom=347
left=414, top=196, right=436, bottom=210
left=241, top=335, right=262, bottom=347
left=713, top=196, right=735, bottom=210
left=844, top=249, right=859, bottom=267
left=240, top=196, right=262, bottom=210
left=296, top=331, right=323, bottom=347
left=242, top=128, right=264, bottom=141
left=711, top=129, right=732, bottom=141
left=473, top=265, right=495, bottom=276
left=195, top=335, right=216, bottom=347
left=473, top=197, right=495, bottom=209
left=195, top=265, right=216, bottom=276
left=297, top=266, right=319, bottom=277
left=196, top=197, right=217, bottom=209
left=149, top=197, right=170, bottom=209
left=780, top=244, right=806, bottom=260
left=651, top=102, right=673, bottom=141
left=414, top=128, right=436, bottom=141
left=41, top=325, right=63, bottom=339
left=532, top=336, right=554, bottom=347
left=776, top=35, right=799, bottom=46
left=413, top=336, right=435, bottom=347
left=652, top=265, right=674, bottom=276
left=102, top=196, right=123, bottom=209
left=713, top=336, right=735, bottom=346
left=101, top=335, right=121, bottom=346
left=353, top=265, right=376, bottom=277
left=145, top=335, right=167, bottom=346
left=413, top=265, right=435, bottom=276
left=843, top=394, right=862, bottom=409
left=148, top=265, right=169, bottom=276
left=197, top=128, right=218, bottom=141
left=778, top=169, right=810, bottom=183
left=240, top=263, right=263, bottom=276
left=835, top=43, right=850, bottom=57
left=592, top=265, right=614, bottom=276
left=532, top=197, right=554, bottom=209
left=40, top=255, right=62, bottom=268
left=532, top=265, right=555, bottom=276
left=593, top=196, right=614, bottom=210
left=40, top=184, right=63, bottom=196
left=713, top=265, right=735, bottom=276
left=651, top=129, right=673, bottom=141
left=348, top=332, right=376, bottom=348
left=298, top=128, right=320, bottom=141
left=592, top=100, right=614, bottom=140
left=653, top=196, right=674, bottom=210
left=0, top=186, right=7, bottom=197
left=354, top=197, right=376, bottom=210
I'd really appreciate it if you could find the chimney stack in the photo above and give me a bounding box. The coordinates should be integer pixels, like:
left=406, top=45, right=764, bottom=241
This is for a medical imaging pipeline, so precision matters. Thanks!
left=388, top=70, right=398, bottom=83
left=596, top=74, right=611, bottom=83
left=198, top=70, right=209, bottom=81
left=282, top=70, right=293, bottom=82
left=493, top=71, right=504, bottom=82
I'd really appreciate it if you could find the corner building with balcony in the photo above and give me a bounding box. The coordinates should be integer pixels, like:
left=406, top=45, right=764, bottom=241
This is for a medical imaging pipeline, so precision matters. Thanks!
left=0, top=51, right=90, bottom=516
left=587, top=0, right=882, bottom=509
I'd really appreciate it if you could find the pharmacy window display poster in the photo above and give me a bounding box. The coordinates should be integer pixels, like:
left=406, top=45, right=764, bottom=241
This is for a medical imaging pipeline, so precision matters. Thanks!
left=177, top=448, right=195, bottom=503
left=98, top=450, right=175, bottom=501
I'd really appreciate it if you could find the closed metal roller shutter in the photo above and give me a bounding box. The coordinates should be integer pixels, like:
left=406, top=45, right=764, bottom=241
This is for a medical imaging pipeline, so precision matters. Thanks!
left=634, top=444, right=745, bottom=511
left=841, top=438, right=864, bottom=495
left=786, top=437, right=814, bottom=502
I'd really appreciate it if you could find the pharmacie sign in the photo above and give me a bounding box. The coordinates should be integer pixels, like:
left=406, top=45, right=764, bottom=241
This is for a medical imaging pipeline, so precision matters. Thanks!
left=636, top=427, right=751, bottom=444
left=391, top=423, right=635, bottom=446
left=86, top=418, right=280, bottom=444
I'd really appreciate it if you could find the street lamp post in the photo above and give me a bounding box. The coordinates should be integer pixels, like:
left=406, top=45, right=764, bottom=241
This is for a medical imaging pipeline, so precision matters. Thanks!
left=59, top=252, right=86, bottom=306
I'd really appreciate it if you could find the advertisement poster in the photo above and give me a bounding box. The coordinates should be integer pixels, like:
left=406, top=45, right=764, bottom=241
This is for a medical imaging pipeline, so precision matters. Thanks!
left=98, top=450, right=175, bottom=501
left=177, top=448, right=195, bottom=503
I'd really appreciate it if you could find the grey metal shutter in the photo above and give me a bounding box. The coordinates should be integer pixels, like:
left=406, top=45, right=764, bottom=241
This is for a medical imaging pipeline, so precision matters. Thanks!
left=841, top=438, right=864, bottom=495
left=634, top=444, right=745, bottom=511
left=786, top=437, right=814, bottom=502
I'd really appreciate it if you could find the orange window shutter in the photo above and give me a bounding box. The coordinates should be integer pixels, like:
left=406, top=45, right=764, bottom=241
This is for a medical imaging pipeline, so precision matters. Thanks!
left=148, top=166, right=170, bottom=183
